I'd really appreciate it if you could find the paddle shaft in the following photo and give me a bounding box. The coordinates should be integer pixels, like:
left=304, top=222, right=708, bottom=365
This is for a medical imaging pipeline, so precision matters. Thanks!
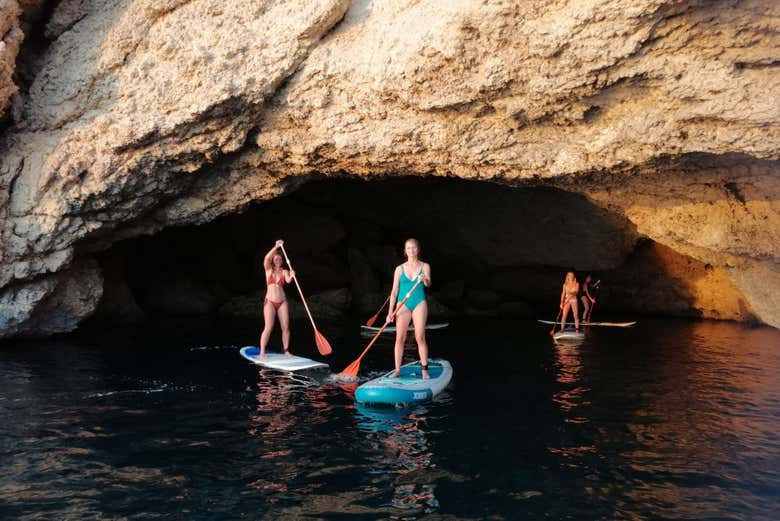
left=279, top=245, right=317, bottom=331
left=366, top=296, right=390, bottom=326
left=348, top=278, right=423, bottom=367
left=550, top=307, right=563, bottom=335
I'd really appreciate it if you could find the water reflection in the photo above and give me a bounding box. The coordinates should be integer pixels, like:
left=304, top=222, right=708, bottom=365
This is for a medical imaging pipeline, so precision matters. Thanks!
left=247, top=369, right=335, bottom=497
left=355, top=404, right=439, bottom=514
left=615, top=321, right=780, bottom=520
left=2, top=319, right=779, bottom=520
left=552, top=341, right=590, bottom=423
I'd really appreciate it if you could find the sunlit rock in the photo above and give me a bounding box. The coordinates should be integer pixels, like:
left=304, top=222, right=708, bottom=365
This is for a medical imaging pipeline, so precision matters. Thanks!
left=0, top=0, right=777, bottom=336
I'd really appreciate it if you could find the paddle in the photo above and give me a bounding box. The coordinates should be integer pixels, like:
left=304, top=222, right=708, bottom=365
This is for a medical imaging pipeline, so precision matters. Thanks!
left=340, top=277, right=423, bottom=378
left=549, top=307, right=563, bottom=336
left=279, top=244, right=332, bottom=356
left=365, top=296, right=390, bottom=327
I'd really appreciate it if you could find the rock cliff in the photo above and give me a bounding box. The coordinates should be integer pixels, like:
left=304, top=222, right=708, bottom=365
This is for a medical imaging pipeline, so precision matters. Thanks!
left=0, top=0, right=777, bottom=336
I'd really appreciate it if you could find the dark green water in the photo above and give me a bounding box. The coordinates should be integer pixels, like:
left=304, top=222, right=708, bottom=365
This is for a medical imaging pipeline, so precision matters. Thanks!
left=1, top=318, right=779, bottom=520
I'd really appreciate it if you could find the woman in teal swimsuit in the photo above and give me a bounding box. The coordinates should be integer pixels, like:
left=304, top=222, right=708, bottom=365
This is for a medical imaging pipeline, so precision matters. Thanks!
left=386, top=238, right=432, bottom=379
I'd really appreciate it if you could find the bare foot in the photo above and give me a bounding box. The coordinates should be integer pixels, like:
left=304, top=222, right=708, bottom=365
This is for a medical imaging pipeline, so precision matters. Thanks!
left=388, top=370, right=400, bottom=378
left=422, top=369, right=430, bottom=379
left=259, top=351, right=268, bottom=359
left=284, top=350, right=292, bottom=357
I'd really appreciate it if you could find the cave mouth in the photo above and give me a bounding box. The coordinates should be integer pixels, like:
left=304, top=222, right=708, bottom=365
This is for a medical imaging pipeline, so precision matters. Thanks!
left=89, top=176, right=748, bottom=329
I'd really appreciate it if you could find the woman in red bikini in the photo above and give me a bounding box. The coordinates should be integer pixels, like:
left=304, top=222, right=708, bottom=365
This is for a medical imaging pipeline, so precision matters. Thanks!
left=259, top=240, right=296, bottom=357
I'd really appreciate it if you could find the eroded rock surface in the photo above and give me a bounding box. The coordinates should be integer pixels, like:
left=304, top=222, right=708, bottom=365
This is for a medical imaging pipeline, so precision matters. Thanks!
left=0, top=0, right=777, bottom=336
left=0, top=0, right=24, bottom=118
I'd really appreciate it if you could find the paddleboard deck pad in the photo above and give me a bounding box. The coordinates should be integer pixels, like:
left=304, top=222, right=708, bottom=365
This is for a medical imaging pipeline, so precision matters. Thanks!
left=355, top=359, right=453, bottom=405
left=538, top=320, right=636, bottom=327
left=553, top=328, right=586, bottom=342
left=361, top=323, right=450, bottom=334
left=239, top=347, right=329, bottom=372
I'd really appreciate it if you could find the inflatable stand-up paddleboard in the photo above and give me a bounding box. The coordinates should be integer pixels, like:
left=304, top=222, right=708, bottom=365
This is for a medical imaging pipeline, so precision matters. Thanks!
left=552, top=328, right=586, bottom=342
left=239, top=347, right=329, bottom=372
left=538, top=319, right=636, bottom=327
left=360, top=323, right=450, bottom=334
left=355, top=359, right=453, bottom=405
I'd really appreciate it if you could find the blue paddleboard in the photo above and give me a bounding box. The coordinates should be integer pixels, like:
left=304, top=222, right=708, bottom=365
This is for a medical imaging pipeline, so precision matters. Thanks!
left=355, top=359, right=453, bottom=405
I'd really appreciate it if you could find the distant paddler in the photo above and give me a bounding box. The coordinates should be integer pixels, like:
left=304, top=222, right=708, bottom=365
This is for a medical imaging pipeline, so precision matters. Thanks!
left=558, top=271, right=580, bottom=333
left=580, top=274, right=600, bottom=322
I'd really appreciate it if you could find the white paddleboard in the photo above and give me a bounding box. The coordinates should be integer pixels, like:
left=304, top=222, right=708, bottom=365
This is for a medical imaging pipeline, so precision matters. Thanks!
left=239, top=347, right=329, bottom=372
left=538, top=319, right=636, bottom=327
left=360, top=323, right=450, bottom=334
left=553, top=328, right=586, bottom=342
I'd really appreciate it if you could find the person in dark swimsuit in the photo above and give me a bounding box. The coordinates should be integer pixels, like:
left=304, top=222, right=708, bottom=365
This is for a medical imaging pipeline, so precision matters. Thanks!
left=259, top=240, right=295, bottom=357
left=386, top=238, right=432, bottom=379
left=580, top=274, right=599, bottom=322
left=559, top=271, right=580, bottom=332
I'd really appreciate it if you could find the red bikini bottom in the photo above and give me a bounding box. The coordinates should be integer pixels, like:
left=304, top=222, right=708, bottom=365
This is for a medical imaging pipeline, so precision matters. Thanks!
left=264, top=298, right=284, bottom=310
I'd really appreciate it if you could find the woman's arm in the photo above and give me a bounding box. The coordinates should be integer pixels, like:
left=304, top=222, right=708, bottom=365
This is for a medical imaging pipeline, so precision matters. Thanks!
left=262, top=240, right=283, bottom=271
left=284, top=269, right=295, bottom=283
left=421, top=263, right=432, bottom=287
left=387, top=266, right=401, bottom=320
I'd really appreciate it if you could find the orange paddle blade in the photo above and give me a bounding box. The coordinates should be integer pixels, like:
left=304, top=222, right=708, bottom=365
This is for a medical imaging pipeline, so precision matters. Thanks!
left=550, top=309, right=562, bottom=336
left=315, top=330, right=332, bottom=356
left=340, top=358, right=362, bottom=378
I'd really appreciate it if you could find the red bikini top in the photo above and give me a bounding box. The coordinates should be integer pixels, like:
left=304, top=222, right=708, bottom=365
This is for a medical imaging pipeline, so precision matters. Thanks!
left=267, top=270, right=286, bottom=287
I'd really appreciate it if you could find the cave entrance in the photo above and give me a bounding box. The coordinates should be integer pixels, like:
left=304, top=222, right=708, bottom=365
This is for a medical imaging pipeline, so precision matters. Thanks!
left=92, top=177, right=746, bottom=326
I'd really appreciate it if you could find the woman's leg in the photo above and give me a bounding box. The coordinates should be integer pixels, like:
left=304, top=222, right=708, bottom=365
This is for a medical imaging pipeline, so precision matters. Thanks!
left=278, top=301, right=291, bottom=355
left=580, top=296, right=590, bottom=323
left=411, top=301, right=429, bottom=379
left=560, top=300, right=571, bottom=331
left=571, top=299, right=580, bottom=331
left=587, top=299, right=596, bottom=322
left=391, top=306, right=413, bottom=377
left=259, top=300, right=277, bottom=356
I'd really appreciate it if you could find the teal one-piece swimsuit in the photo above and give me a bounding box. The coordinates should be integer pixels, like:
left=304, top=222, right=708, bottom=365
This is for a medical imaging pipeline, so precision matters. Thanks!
left=398, top=266, right=426, bottom=311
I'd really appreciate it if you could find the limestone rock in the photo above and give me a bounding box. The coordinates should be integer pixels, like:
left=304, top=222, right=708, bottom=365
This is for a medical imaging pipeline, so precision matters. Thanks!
left=0, top=256, right=102, bottom=336
left=0, top=0, right=24, bottom=118
left=0, top=0, right=778, bottom=336
left=290, top=287, right=351, bottom=321
left=217, top=292, right=261, bottom=320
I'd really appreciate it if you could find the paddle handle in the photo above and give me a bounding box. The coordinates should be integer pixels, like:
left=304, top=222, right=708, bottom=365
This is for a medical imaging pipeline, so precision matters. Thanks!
left=279, top=244, right=317, bottom=330
left=354, top=278, right=423, bottom=364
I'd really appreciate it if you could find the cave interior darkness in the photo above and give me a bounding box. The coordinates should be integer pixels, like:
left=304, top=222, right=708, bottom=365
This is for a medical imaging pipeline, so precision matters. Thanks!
left=89, top=177, right=739, bottom=328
